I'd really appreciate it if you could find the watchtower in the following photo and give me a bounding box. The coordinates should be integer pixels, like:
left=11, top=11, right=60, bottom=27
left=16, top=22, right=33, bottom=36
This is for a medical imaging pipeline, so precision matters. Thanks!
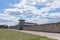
left=18, top=19, right=25, bottom=30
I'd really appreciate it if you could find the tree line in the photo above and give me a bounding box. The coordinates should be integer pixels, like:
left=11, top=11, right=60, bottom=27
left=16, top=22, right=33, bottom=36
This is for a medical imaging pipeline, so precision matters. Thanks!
left=0, top=25, right=8, bottom=29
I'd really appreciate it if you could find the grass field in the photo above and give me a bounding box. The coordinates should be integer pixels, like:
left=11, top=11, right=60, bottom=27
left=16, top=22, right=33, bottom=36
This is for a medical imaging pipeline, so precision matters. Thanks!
left=0, top=29, right=55, bottom=40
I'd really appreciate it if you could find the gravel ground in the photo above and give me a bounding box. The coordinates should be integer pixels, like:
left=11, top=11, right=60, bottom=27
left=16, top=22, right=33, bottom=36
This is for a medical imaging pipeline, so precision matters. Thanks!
left=14, top=30, right=60, bottom=40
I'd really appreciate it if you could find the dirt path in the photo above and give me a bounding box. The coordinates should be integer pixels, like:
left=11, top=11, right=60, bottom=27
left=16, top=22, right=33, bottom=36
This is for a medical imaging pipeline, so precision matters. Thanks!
left=15, top=30, right=60, bottom=40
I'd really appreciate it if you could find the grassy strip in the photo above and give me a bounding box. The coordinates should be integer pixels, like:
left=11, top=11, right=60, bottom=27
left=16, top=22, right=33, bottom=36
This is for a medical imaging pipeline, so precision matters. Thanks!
left=0, top=29, right=56, bottom=40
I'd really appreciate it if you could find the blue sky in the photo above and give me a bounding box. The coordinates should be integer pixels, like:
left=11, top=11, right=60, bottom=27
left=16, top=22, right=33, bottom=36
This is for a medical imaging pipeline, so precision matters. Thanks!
left=0, top=0, right=19, bottom=12
left=0, top=0, right=60, bottom=26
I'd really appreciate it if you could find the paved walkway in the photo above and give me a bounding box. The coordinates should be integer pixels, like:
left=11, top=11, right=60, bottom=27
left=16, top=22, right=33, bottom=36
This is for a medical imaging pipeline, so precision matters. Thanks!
left=14, top=30, right=60, bottom=40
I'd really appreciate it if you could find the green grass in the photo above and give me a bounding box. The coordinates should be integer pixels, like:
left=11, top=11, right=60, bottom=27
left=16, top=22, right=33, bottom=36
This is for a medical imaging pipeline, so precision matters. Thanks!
left=0, top=29, right=55, bottom=40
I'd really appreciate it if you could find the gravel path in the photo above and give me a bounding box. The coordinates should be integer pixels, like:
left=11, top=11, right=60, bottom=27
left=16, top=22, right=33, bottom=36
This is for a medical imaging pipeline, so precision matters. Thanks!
left=14, top=30, right=60, bottom=40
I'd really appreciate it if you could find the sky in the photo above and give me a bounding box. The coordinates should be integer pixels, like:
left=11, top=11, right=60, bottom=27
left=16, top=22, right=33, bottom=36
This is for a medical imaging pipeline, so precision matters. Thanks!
left=0, top=0, right=60, bottom=26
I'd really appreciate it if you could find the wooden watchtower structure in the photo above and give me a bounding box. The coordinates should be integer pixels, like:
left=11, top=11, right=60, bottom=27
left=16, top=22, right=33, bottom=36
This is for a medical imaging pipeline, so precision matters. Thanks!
left=18, top=19, right=25, bottom=30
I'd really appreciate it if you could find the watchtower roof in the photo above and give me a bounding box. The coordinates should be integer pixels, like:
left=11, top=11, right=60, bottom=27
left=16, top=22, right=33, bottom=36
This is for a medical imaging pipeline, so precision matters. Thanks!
left=19, top=19, right=25, bottom=21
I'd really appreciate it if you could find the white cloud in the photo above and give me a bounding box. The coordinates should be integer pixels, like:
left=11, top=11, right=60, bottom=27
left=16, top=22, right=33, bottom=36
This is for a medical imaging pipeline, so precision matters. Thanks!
left=1, top=0, right=60, bottom=25
left=0, top=13, right=19, bottom=26
left=49, top=13, right=60, bottom=18
left=0, top=13, right=18, bottom=21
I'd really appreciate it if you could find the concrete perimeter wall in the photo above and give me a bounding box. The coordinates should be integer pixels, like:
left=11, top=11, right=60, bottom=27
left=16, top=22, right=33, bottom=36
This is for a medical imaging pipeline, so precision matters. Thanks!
left=10, top=23, right=60, bottom=33
left=23, top=23, right=60, bottom=33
